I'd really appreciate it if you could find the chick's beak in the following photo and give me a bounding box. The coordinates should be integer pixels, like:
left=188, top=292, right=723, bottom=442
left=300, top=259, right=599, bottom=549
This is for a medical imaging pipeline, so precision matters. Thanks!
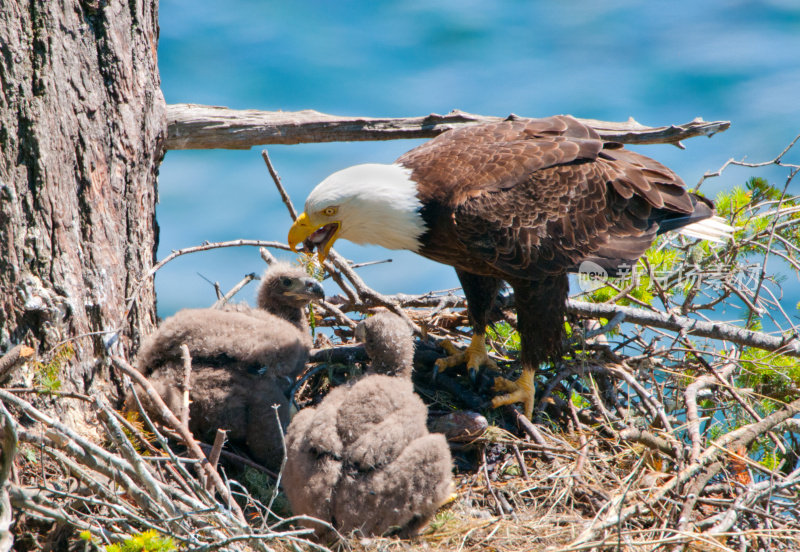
left=302, top=278, right=325, bottom=301
left=288, top=212, right=314, bottom=252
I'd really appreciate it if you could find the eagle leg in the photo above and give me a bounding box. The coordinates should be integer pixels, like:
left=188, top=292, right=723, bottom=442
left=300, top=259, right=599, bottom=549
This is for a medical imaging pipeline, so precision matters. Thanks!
left=432, top=270, right=503, bottom=382
left=490, top=369, right=536, bottom=419
left=493, top=274, right=568, bottom=419
left=434, top=333, right=498, bottom=382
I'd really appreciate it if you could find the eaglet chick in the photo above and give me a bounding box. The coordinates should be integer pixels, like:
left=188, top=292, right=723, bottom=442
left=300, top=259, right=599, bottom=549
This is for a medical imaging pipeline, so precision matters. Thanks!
left=283, top=311, right=453, bottom=538
left=134, top=262, right=323, bottom=470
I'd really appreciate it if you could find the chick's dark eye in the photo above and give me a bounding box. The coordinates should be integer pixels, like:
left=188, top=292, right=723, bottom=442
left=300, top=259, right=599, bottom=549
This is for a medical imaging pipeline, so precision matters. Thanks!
left=281, top=278, right=293, bottom=287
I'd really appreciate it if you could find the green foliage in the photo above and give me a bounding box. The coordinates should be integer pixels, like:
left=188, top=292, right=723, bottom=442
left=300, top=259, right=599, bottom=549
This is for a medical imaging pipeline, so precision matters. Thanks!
left=22, top=447, right=37, bottom=464
left=747, top=317, right=763, bottom=332
left=427, top=509, right=455, bottom=532
left=571, top=390, right=590, bottom=409
left=588, top=284, right=616, bottom=304
left=721, top=177, right=800, bottom=260
left=32, top=343, right=74, bottom=392
left=699, top=397, right=714, bottom=410
left=748, top=176, right=784, bottom=202
left=308, top=302, right=317, bottom=338
left=298, top=254, right=324, bottom=338
left=105, top=530, right=175, bottom=552
left=119, top=410, right=156, bottom=455
left=577, top=176, right=800, bottom=336
left=754, top=436, right=782, bottom=471
left=487, top=321, right=520, bottom=353
left=737, top=347, right=800, bottom=402
left=584, top=178, right=800, bottom=324
left=646, top=246, right=680, bottom=274
left=628, top=278, right=654, bottom=305
left=588, top=270, right=654, bottom=306
left=707, top=422, right=724, bottom=443
left=242, top=467, right=292, bottom=517
left=714, top=185, right=751, bottom=221
left=299, top=252, right=325, bottom=282
left=584, top=245, right=677, bottom=307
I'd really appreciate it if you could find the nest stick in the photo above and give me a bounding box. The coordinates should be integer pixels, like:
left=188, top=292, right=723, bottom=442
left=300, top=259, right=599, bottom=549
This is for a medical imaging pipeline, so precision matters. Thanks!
left=205, top=429, right=227, bottom=492
left=0, top=345, right=34, bottom=383
left=212, top=272, right=258, bottom=308
left=511, top=444, right=529, bottom=481
left=179, top=344, right=192, bottom=429
left=94, top=397, right=177, bottom=518
left=0, top=401, right=17, bottom=552
left=111, top=356, right=246, bottom=522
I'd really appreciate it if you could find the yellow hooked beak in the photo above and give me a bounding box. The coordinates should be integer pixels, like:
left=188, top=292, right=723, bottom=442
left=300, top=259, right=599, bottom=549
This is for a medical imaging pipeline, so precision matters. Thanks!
left=287, top=212, right=340, bottom=264
left=288, top=212, right=314, bottom=251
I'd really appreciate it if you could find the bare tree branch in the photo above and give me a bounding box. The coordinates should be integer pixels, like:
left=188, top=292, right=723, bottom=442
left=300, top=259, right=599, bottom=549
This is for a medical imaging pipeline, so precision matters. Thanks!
left=0, top=345, right=34, bottom=384
left=206, top=429, right=227, bottom=492
left=123, top=239, right=290, bottom=329
left=684, top=358, right=736, bottom=462
left=564, top=299, right=800, bottom=357
left=0, top=401, right=18, bottom=552
left=696, top=132, right=800, bottom=190
left=329, top=289, right=800, bottom=357
left=212, top=272, right=258, bottom=309
left=166, top=104, right=730, bottom=150
left=261, top=149, right=299, bottom=220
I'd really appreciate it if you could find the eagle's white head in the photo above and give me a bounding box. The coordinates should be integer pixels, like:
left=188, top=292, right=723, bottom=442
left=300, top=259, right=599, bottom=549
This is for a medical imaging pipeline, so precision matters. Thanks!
left=288, top=163, right=426, bottom=261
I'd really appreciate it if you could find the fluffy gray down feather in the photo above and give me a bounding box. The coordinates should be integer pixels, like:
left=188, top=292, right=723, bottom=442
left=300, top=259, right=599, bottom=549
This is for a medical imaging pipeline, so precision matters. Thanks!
left=132, top=263, right=321, bottom=470
left=283, top=312, right=453, bottom=537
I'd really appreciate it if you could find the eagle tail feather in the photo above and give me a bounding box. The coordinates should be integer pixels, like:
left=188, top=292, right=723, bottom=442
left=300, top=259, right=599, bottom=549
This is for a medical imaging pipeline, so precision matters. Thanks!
left=675, top=216, right=734, bottom=243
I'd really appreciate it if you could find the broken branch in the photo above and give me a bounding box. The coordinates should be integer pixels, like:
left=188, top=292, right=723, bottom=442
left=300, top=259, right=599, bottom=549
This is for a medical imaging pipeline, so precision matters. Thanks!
left=166, top=104, right=729, bottom=150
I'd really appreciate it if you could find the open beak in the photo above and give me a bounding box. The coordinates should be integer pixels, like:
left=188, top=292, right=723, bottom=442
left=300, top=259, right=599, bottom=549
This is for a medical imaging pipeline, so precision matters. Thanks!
left=288, top=212, right=340, bottom=263
left=288, top=212, right=314, bottom=252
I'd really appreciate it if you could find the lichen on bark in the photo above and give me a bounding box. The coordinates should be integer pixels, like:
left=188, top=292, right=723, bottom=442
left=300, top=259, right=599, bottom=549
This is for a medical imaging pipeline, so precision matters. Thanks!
left=0, top=0, right=166, bottom=397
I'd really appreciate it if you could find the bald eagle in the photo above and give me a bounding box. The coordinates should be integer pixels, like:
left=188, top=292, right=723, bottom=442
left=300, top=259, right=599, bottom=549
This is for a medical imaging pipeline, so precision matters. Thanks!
left=288, top=115, right=731, bottom=418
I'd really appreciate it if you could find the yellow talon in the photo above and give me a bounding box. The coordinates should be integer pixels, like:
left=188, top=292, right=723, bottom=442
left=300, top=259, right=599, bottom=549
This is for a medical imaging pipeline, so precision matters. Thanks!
left=491, top=369, right=536, bottom=419
left=433, top=334, right=537, bottom=418
left=434, top=333, right=498, bottom=378
left=438, top=339, right=459, bottom=359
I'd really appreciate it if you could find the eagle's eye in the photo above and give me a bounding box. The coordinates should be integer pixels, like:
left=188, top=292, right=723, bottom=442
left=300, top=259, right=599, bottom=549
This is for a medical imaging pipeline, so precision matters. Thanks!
left=281, top=277, right=293, bottom=287
left=322, top=206, right=338, bottom=216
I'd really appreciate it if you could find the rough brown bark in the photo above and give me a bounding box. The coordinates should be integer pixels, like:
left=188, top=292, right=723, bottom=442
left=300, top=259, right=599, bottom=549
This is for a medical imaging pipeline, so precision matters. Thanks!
left=0, top=1, right=165, bottom=393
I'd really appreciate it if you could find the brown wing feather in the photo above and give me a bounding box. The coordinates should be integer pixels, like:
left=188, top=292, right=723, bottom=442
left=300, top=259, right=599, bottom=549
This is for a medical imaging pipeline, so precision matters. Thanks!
left=406, top=116, right=705, bottom=280
left=598, top=147, right=694, bottom=213
left=398, top=116, right=603, bottom=206
left=451, top=163, right=615, bottom=278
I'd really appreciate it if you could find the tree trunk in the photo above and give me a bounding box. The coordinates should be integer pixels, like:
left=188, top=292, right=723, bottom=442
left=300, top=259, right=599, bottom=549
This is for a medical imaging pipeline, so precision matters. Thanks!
left=0, top=1, right=165, bottom=397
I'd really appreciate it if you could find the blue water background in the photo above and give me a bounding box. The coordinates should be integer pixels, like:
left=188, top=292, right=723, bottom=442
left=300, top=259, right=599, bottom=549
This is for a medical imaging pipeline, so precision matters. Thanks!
left=157, top=1, right=800, bottom=324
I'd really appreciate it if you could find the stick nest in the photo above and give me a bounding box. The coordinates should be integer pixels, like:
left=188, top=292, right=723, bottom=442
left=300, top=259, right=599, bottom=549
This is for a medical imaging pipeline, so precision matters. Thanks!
left=4, top=145, right=800, bottom=551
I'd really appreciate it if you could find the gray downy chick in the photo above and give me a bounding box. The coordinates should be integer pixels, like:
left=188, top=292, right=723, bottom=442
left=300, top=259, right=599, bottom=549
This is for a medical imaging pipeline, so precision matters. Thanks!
left=133, top=262, right=323, bottom=469
left=283, top=311, right=453, bottom=538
